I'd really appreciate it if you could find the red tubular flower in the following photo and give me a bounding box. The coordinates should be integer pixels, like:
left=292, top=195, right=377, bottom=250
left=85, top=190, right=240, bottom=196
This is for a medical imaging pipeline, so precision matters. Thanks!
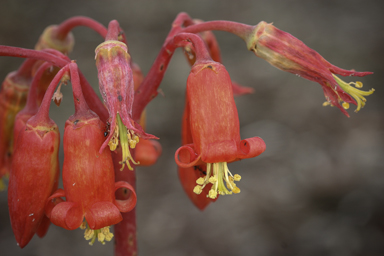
left=178, top=101, right=217, bottom=210
left=175, top=60, right=266, bottom=200
left=95, top=40, right=156, bottom=170
left=244, top=21, right=374, bottom=116
left=46, top=63, right=137, bottom=245
left=0, top=64, right=32, bottom=190
left=7, top=65, right=70, bottom=248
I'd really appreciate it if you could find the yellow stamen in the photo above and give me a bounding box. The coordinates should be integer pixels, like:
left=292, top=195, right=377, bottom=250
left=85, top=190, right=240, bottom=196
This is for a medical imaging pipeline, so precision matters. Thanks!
left=196, top=177, right=205, bottom=185
left=193, top=185, right=203, bottom=195
left=332, top=74, right=374, bottom=112
left=114, top=113, right=140, bottom=171
left=342, top=102, right=350, bottom=109
left=193, top=162, right=241, bottom=199
left=322, top=101, right=331, bottom=107
left=82, top=221, right=114, bottom=246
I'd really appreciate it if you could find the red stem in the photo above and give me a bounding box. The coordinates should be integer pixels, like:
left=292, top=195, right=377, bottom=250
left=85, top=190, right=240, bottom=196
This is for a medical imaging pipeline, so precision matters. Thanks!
left=15, top=58, right=37, bottom=79
left=113, top=149, right=137, bottom=256
left=78, top=71, right=108, bottom=122
left=54, top=16, right=107, bottom=40
left=0, top=46, right=68, bottom=67
left=180, top=20, right=253, bottom=40
left=0, top=45, right=108, bottom=122
left=132, top=13, right=197, bottom=121
left=28, top=64, right=70, bottom=126
left=132, top=33, right=210, bottom=120
left=173, top=33, right=212, bottom=62
left=21, top=62, right=52, bottom=115
left=69, top=63, right=92, bottom=116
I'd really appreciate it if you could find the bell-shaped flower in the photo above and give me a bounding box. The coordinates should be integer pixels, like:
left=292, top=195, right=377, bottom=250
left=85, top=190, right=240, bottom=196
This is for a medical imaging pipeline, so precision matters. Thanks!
left=245, top=21, right=374, bottom=117
left=46, top=63, right=137, bottom=245
left=175, top=61, right=266, bottom=200
left=95, top=40, right=156, bottom=170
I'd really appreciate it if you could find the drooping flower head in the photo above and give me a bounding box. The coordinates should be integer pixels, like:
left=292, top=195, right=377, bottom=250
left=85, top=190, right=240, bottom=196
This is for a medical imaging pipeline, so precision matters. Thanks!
left=45, top=63, right=137, bottom=245
left=175, top=60, right=266, bottom=200
left=95, top=40, right=157, bottom=170
left=244, top=21, right=374, bottom=117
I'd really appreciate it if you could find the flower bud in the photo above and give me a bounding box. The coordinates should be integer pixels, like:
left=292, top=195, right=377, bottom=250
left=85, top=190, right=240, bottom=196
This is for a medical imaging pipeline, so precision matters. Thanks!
left=8, top=119, right=60, bottom=248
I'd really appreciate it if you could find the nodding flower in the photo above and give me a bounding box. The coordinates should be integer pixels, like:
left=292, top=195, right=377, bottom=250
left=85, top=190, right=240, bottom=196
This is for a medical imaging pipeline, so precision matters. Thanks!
left=245, top=21, right=374, bottom=117
left=175, top=60, right=265, bottom=200
left=45, top=63, right=137, bottom=245
left=95, top=40, right=157, bottom=170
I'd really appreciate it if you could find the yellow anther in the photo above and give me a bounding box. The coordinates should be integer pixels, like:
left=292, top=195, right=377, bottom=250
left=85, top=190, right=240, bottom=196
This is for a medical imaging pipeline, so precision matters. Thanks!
left=232, top=186, right=241, bottom=194
left=208, top=176, right=217, bottom=184
left=193, top=162, right=242, bottom=198
left=208, top=189, right=218, bottom=199
left=332, top=74, right=374, bottom=112
left=322, top=101, right=331, bottom=107
left=105, top=231, right=114, bottom=242
left=342, top=102, right=350, bottom=109
left=129, top=140, right=137, bottom=149
left=355, top=81, right=363, bottom=88
left=233, top=174, right=241, bottom=181
left=80, top=221, right=87, bottom=230
left=193, top=185, right=203, bottom=195
left=196, top=177, right=205, bottom=185
left=82, top=223, right=114, bottom=246
left=98, top=232, right=106, bottom=244
left=84, top=228, right=94, bottom=241
left=116, top=114, right=140, bottom=171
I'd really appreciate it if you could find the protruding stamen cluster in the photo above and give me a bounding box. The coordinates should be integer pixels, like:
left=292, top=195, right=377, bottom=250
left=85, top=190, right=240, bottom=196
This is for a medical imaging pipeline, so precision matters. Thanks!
left=332, top=74, right=374, bottom=112
left=193, top=162, right=241, bottom=199
left=80, top=221, right=114, bottom=246
left=108, top=113, right=140, bottom=171
left=323, top=75, right=374, bottom=112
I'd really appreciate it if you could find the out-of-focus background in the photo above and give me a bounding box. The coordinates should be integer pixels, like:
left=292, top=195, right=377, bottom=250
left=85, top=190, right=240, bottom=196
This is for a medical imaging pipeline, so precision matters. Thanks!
left=0, top=0, right=383, bottom=255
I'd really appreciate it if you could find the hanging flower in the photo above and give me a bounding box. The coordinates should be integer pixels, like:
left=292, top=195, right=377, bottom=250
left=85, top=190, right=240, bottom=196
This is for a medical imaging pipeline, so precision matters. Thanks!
left=244, top=21, right=374, bottom=116
left=175, top=61, right=266, bottom=200
left=46, top=63, right=137, bottom=245
left=95, top=40, right=157, bottom=170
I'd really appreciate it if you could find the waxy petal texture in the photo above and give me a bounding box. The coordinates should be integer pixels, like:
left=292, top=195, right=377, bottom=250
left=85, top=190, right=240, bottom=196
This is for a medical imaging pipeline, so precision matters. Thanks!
left=8, top=121, right=60, bottom=248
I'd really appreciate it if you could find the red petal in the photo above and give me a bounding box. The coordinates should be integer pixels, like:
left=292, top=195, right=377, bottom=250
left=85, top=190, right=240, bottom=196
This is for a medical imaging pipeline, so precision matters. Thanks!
left=85, top=202, right=123, bottom=230
left=175, top=144, right=203, bottom=168
left=114, top=181, right=137, bottom=213
left=237, top=137, right=266, bottom=160
left=50, top=202, right=83, bottom=230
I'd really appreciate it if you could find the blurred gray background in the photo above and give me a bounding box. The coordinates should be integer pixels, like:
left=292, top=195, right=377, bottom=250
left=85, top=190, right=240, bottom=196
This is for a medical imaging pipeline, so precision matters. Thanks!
left=0, top=0, right=383, bottom=255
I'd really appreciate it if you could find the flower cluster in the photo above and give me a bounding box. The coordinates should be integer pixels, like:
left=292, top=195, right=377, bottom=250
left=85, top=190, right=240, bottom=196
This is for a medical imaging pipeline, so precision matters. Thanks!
left=0, top=13, right=373, bottom=253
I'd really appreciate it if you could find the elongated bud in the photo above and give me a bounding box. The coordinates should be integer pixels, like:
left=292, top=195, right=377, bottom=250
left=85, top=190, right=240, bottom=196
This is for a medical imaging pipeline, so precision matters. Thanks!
left=95, top=40, right=156, bottom=170
left=0, top=71, right=30, bottom=189
left=245, top=21, right=374, bottom=116
left=8, top=119, right=60, bottom=248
